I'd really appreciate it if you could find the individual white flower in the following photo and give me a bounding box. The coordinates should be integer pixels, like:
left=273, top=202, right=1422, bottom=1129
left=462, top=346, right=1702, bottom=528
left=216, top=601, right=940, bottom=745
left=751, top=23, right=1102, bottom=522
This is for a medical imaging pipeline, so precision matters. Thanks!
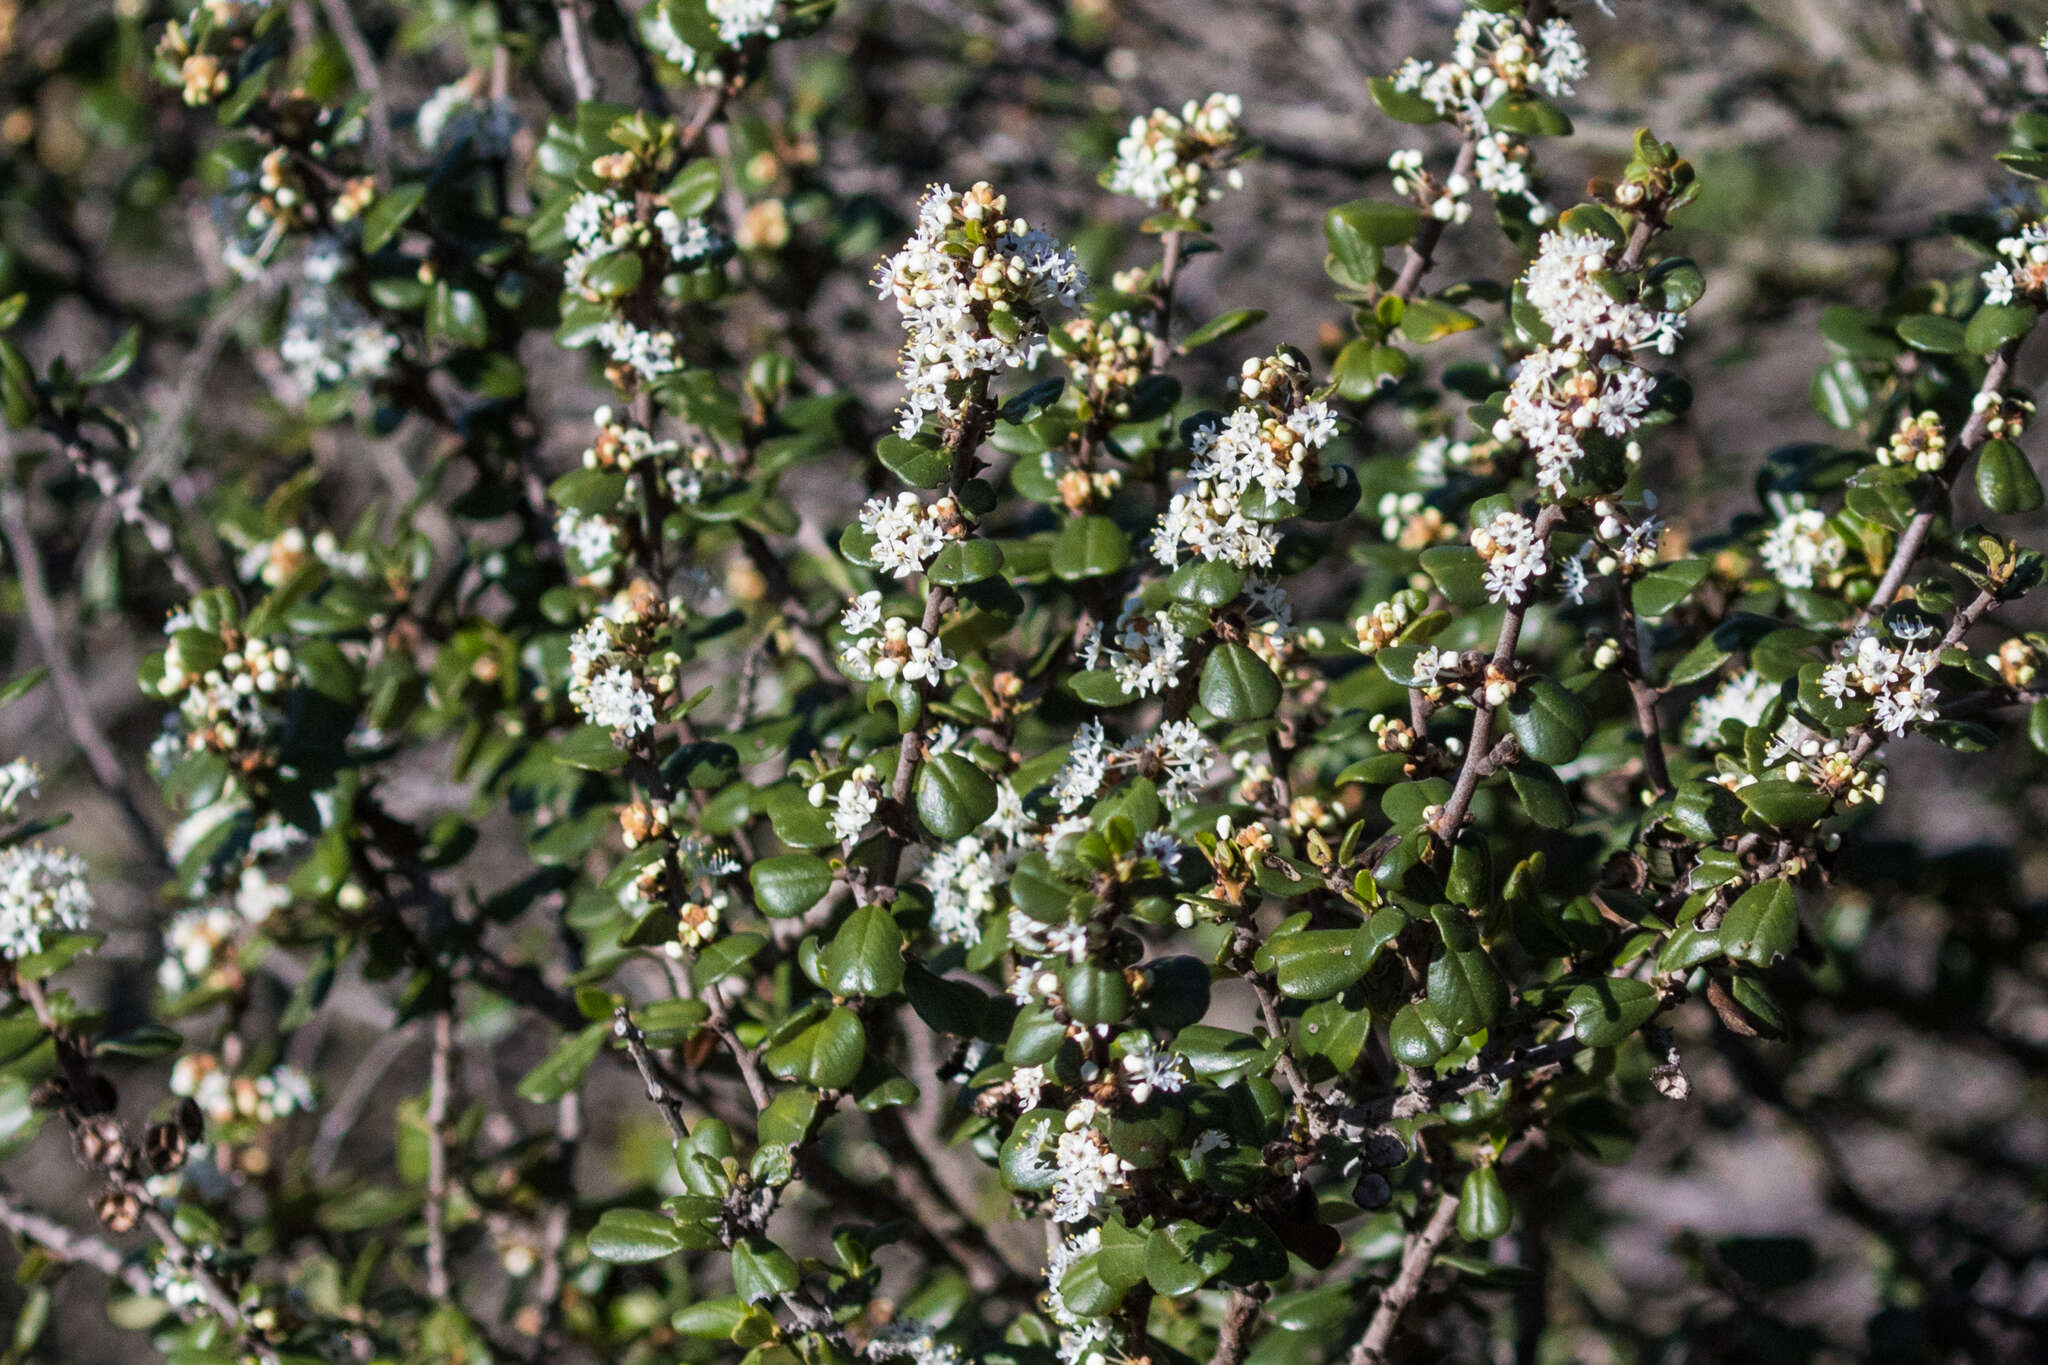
left=0, top=759, right=40, bottom=817
left=840, top=590, right=883, bottom=636
left=1470, top=509, right=1548, bottom=604
left=1118, top=1035, right=1187, bottom=1103
left=581, top=667, right=656, bottom=735
left=1685, top=670, right=1777, bottom=747
left=0, top=845, right=93, bottom=958
left=829, top=766, right=881, bottom=843
left=1758, top=507, right=1845, bottom=591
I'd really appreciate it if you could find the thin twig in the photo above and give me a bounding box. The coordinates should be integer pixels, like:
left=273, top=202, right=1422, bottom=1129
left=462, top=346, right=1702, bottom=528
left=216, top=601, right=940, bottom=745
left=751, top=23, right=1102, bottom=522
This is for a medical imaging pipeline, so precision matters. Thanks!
left=0, top=1184, right=153, bottom=1295
left=554, top=1, right=600, bottom=103
left=1346, top=1189, right=1462, bottom=1365
left=1864, top=337, right=2026, bottom=619
left=612, top=1005, right=690, bottom=1140
left=424, top=1010, right=454, bottom=1300
left=1208, top=1288, right=1265, bottom=1365
left=316, top=0, right=394, bottom=180
left=1390, top=135, right=1478, bottom=301
left=0, top=471, right=164, bottom=860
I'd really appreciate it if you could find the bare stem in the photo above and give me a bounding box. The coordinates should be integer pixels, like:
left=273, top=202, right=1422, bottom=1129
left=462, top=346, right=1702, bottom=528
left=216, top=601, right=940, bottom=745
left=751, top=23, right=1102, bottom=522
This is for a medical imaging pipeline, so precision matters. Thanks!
left=1346, top=1189, right=1462, bottom=1365
left=1864, top=337, right=2025, bottom=619
left=554, top=1, right=600, bottom=103
left=424, top=1010, right=454, bottom=1300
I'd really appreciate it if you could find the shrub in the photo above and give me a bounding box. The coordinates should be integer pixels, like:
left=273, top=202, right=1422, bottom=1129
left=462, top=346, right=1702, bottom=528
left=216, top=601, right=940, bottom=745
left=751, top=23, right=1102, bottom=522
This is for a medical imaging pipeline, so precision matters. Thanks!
left=0, top=2, right=2044, bottom=1362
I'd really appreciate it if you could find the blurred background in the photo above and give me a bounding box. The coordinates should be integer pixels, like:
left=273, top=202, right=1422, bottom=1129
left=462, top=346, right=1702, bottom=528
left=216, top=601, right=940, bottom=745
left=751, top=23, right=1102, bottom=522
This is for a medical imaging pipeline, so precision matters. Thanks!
left=2, top=1, right=2048, bottom=1360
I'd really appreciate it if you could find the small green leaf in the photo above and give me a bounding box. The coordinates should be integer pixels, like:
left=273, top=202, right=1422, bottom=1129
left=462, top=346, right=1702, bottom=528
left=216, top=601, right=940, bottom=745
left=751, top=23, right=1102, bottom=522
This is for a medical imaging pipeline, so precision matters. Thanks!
left=1199, top=643, right=1281, bottom=722
left=762, top=1005, right=867, bottom=1090
left=915, top=753, right=998, bottom=841
left=1563, top=978, right=1659, bottom=1047
left=1631, top=559, right=1708, bottom=618
left=1485, top=93, right=1572, bottom=137
left=1965, top=302, right=2034, bottom=355
left=1735, top=779, right=1830, bottom=829
left=1050, top=515, right=1130, bottom=580
left=362, top=183, right=427, bottom=253
left=1719, top=880, right=1798, bottom=965
left=749, top=855, right=833, bottom=917
left=516, top=1022, right=609, bottom=1103
left=819, top=904, right=905, bottom=997
left=731, top=1237, right=800, bottom=1303
left=927, top=538, right=1004, bottom=585
left=1398, top=296, right=1481, bottom=344
left=1179, top=308, right=1268, bottom=351
left=1506, top=678, right=1591, bottom=767
left=1456, top=1165, right=1512, bottom=1241
left=1895, top=314, right=1966, bottom=354
left=588, top=1208, right=685, bottom=1263
left=1419, top=545, right=1490, bottom=608
left=80, top=327, right=140, bottom=386
left=1976, top=438, right=2044, bottom=515
left=1368, top=75, right=1444, bottom=125
left=876, top=436, right=950, bottom=488
left=1507, top=764, right=1573, bottom=830
left=1427, top=906, right=1508, bottom=1037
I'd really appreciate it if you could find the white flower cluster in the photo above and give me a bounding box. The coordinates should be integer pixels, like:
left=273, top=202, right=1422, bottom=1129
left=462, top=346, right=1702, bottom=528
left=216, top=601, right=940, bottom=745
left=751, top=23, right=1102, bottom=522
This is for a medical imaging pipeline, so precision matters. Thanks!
left=568, top=619, right=662, bottom=737
left=1470, top=508, right=1548, bottom=604
left=152, top=619, right=298, bottom=756
left=557, top=507, right=621, bottom=582
left=1153, top=353, right=1337, bottom=568
left=1105, top=93, right=1247, bottom=218
left=1050, top=718, right=1217, bottom=812
left=1878, top=409, right=1946, bottom=473
left=0, top=759, right=39, bottom=818
left=1079, top=603, right=1188, bottom=698
left=1685, top=670, right=1777, bottom=747
left=1050, top=1115, right=1130, bottom=1224
left=280, top=243, right=399, bottom=397
left=1758, top=506, right=1846, bottom=591
left=1820, top=633, right=1940, bottom=736
left=1117, top=1033, right=1188, bottom=1104
left=416, top=78, right=517, bottom=155
left=919, top=779, right=1042, bottom=947
left=838, top=592, right=958, bottom=684
left=1496, top=230, right=1678, bottom=496
left=1045, top=1226, right=1115, bottom=1365
left=858, top=491, right=965, bottom=578
left=564, top=187, right=722, bottom=294
left=172, top=1053, right=316, bottom=1127
left=924, top=832, right=1014, bottom=946
left=809, top=764, right=881, bottom=844
left=1391, top=9, right=1587, bottom=129
left=1388, top=147, right=1470, bottom=225
left=149, top=1246, right=222, bottom=1312
left=1523, top=231, right=1684, bottom=356
left=0, top=844, right=93, bottom=959
left=1980, top=222, right=2048, bottom=306
left=644, top=1, right=783, bottom=84
left=1393, top=130, right=1551, bottom=226
left=865, top=1321, right=964, bottom=1365
left=875, top=182, right=1089, bottom=439
left=1573, top=493, right=1664, bottom=603
left=158, top=905, right=244, bottom=996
